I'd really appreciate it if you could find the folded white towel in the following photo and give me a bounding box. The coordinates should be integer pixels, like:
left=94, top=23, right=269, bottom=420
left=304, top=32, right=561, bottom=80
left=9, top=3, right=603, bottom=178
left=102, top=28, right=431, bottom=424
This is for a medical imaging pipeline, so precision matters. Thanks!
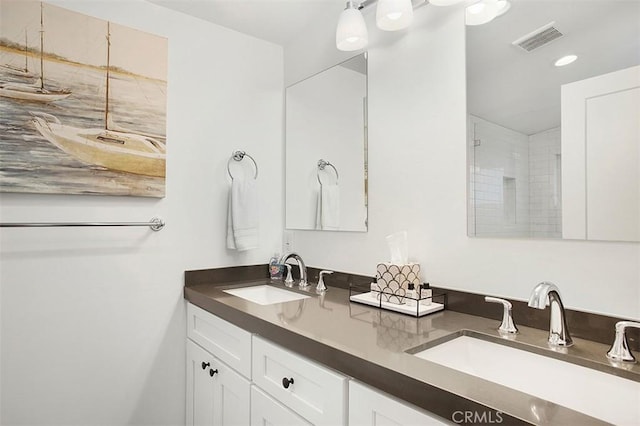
left=226, top=178, right=258, bottom=251
left=315, top=183, right=340, bottom=231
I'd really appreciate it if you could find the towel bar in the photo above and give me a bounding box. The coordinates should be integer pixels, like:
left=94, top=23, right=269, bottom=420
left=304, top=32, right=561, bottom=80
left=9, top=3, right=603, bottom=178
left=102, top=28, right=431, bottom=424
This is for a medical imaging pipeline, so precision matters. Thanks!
left=0, top=217, right=165, bottom=231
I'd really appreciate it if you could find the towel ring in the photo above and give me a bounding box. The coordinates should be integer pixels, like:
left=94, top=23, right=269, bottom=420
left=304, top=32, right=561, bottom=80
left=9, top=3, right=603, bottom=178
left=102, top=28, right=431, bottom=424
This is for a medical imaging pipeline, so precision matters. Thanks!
left=317, top=159, right=339, bottom=185
left=227, top=150, right=258, bottom=180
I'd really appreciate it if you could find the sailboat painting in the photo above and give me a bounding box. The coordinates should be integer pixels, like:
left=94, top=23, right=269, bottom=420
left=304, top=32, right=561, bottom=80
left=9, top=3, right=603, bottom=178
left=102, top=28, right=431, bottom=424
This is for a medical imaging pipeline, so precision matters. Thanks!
left=0, top=1, right=167, bottom=197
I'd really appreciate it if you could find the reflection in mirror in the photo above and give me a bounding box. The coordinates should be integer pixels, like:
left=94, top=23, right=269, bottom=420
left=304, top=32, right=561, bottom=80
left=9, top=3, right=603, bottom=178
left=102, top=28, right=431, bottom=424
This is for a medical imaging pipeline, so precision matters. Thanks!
left=286, top=53, right=368, bottom=232
left=467, top=1, right=640, bottom=241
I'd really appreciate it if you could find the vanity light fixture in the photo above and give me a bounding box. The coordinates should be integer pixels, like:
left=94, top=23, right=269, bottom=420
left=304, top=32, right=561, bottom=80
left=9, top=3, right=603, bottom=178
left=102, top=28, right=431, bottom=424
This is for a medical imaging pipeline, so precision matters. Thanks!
left=336, top=0, right=468, bottom=51
left=554, top=54, right=578, bottom=67
left=428, top=0, right=465, bottom=5
left=465, top=0, right=499, bottom=26
left=495, top=0, right=511, bottom=16
left=376, top=0, right=414, bottom=30
left=336, top=1, right=369, bottom=51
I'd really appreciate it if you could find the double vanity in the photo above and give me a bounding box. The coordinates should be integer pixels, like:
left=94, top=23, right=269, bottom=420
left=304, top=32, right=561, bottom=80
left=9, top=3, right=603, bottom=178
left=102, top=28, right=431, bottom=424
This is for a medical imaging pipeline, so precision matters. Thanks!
left=184, top=264, right=640, bottom=425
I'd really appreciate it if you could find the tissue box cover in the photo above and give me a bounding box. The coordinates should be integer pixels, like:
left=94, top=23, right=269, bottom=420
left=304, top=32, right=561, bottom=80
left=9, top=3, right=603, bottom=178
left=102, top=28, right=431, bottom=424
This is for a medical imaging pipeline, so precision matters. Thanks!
left=375, top=263, right=421, bottom=292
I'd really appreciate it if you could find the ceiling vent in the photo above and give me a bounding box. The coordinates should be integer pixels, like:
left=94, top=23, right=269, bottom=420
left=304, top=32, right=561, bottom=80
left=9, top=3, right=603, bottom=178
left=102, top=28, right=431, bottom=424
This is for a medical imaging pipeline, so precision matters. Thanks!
left=512, top=22, right=563, bottom=52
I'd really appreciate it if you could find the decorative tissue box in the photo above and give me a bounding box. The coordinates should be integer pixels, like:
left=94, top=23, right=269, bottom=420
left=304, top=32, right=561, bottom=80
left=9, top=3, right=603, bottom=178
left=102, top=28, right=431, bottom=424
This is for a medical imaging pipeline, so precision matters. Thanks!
left=374, top=262, right=421, bottom=304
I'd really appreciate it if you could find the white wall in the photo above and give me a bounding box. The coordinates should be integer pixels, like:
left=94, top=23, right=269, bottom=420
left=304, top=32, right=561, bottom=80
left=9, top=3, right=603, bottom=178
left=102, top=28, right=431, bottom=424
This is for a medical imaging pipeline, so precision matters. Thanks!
left=0, top=1, right=283, bottom=424
left=284, top=5, right=640, bottom=320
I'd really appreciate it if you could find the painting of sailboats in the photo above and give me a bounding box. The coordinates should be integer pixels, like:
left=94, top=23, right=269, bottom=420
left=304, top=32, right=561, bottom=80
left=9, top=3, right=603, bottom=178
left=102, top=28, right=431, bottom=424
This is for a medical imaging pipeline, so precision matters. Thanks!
left=0, top=0, right=167, bottom=197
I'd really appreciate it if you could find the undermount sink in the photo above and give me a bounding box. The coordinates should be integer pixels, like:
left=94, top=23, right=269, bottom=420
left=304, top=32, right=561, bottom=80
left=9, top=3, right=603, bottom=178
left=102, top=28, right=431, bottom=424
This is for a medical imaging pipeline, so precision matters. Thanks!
left=223, top=285, right=310, bottom=306
left=409, top=331, right=640, bottom=425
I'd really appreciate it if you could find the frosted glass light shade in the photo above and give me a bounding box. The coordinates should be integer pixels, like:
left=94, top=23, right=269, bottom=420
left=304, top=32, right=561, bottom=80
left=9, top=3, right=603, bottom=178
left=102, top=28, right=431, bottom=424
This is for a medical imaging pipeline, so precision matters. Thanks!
left=336, top=6, right=368, bottom=51
left=465, top=0, right=498, bottom=26
left=495, top=0, right=511, bottom=16
left=376, top=0, right=414, bottom=31
left=429, top=0, right=465, bottom=5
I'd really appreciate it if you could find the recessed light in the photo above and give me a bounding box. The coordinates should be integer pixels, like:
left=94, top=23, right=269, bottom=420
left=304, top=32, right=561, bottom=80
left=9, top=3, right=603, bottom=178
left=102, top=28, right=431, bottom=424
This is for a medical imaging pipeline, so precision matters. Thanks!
left=554, top=54, right=578, bottom=67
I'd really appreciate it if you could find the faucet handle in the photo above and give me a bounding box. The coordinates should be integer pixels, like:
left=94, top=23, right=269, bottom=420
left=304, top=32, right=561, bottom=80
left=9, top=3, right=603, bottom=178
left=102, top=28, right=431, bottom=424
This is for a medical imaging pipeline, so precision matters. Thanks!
left=607, top=321, right=640, bottom=363
left=316, top=270, right=333, bottom=293
left=284, top=264, right=294, bottom=287
left=485, top=296, right=518, bottom=334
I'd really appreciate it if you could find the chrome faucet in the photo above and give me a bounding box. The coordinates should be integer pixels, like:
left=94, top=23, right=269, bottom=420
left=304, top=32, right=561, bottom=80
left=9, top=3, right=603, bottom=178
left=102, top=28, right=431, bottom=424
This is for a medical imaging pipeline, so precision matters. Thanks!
left=278, top=252, right=309, bottom=288
left=528, top=282, right=573, bottom=347
left=607, top=321, right=640, bottom=363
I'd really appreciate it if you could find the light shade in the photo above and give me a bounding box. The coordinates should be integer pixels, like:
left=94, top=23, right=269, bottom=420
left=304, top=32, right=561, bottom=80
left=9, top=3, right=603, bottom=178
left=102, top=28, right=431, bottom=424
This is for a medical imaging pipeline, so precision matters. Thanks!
left=429, top=0, right=465, bottom=5
left=336, top=3, right=368, bottom=51
left=376, top=0, right=414, bottom=31
left=495, top=0, right=511, bottom=16
left=465, top=0, right=499, bottom=26
left=554, top=55, right=578, bottom=67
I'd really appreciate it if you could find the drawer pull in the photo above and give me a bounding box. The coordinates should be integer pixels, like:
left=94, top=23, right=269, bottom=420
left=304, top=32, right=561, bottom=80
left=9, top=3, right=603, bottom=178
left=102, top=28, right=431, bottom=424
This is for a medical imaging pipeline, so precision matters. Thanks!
left=209, top=368, right=219, bottom=377
left=201, top=362, right=210, bottom=370
left=282, top=377, right=294, bottom=389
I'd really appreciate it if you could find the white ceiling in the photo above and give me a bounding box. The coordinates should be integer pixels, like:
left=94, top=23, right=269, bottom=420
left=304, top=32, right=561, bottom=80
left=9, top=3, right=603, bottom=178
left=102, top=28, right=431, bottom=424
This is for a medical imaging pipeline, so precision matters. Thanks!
left=149, top=0, right=640, bottom=136
left=148, top=0, right=345, bottom=47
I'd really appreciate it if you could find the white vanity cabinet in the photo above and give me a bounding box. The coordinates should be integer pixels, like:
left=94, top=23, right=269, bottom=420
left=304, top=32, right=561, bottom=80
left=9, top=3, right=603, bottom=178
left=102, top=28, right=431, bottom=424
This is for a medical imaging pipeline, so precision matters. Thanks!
left=186, top=304, right=252, bottom=426
left=252, top=336, right=348, bottom=426
left=186, top=302, right=442, bottom=426
left=349, top=381, right=447, bottom=426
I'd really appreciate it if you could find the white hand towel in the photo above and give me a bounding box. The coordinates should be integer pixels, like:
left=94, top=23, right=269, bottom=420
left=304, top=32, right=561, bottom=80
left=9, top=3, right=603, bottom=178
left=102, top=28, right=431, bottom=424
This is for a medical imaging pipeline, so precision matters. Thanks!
left=226, top=178, right=258, bottom=251
left=317, top=183, right=340, bottom=231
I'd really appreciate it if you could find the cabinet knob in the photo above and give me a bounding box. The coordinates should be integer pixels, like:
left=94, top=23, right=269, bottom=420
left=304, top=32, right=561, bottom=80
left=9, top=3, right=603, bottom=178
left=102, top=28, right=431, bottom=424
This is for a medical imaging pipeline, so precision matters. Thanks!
left=282, top=377, right=294, bottom=389
left=209, top=368, right=218, bottom=377
left=201, top=362, right=210, bottom=370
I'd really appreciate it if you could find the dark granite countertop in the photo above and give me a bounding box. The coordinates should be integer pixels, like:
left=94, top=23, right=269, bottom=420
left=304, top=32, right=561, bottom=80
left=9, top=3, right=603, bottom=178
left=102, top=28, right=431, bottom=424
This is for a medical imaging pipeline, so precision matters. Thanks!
left=184, top=276, right=640, bottom=425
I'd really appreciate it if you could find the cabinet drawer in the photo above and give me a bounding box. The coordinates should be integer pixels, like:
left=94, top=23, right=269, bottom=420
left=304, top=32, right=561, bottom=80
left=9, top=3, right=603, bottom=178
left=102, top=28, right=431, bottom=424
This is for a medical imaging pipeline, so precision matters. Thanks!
left=251, top=385, right=311, bottom=426
left=349, top=381, right=447, bottom=426
left=187, top=303, right=252, bottom=378
left=252, top=336, right=347, bottom=426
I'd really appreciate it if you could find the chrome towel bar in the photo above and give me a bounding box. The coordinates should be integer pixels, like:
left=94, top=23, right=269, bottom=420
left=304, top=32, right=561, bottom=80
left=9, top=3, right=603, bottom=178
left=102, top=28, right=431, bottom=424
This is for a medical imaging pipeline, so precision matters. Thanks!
left=0, top=217, right=165, bottom=231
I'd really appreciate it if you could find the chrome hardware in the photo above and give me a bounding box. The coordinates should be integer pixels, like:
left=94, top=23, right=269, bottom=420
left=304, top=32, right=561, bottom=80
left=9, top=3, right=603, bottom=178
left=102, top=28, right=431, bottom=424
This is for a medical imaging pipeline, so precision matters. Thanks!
left=317, top=159, right=339, bottom=185
left=316, top=270, right=333, bottom=293
left=227, top=150, right=258, bottom=180
left=283, top=264, right=294, bottom=286
left=279, top=252, right=308, bottom=288
left=528, top=282, right=573, bottom=347
left=607, top=321, right=640, bottom=363
left=485, top=296, right=518, bottom=334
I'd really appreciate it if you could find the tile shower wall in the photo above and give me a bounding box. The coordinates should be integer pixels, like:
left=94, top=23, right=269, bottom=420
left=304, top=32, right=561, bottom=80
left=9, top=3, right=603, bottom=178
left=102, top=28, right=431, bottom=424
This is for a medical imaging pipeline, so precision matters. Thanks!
left=468, top=116, right=530, bottom=237
left=528, top=128, right=562, bottom=238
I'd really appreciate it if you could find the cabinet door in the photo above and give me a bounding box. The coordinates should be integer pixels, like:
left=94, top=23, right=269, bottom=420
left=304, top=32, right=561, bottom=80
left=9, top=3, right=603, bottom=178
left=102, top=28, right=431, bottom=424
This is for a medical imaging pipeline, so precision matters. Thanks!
left=250, top=385, right=311, bottom=426
left=187, top=340, right=216, bottom=426
left=349, top=381, right=447, bottom=426
left=187, top=340, right=250, bottom=426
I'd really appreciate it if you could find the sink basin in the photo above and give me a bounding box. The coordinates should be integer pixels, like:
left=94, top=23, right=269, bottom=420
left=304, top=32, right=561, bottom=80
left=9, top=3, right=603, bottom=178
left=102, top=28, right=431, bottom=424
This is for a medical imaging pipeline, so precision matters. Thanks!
left=223, top=285, right=310, bottom=306
left=410, top=332, right=640, bottom=424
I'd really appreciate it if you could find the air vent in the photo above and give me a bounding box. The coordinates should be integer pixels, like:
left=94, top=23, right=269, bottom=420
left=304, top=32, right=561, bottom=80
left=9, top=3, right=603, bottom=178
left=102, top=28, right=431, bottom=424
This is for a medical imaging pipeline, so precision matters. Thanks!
left=512, top=22, right=563, bottom=52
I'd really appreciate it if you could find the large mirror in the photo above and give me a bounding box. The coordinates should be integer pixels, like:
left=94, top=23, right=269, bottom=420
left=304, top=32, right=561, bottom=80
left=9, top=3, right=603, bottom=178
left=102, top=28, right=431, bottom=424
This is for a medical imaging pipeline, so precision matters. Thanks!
left=285, top=54, right=368, bottom=232
left=467, top=0, right=640, bottom=241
